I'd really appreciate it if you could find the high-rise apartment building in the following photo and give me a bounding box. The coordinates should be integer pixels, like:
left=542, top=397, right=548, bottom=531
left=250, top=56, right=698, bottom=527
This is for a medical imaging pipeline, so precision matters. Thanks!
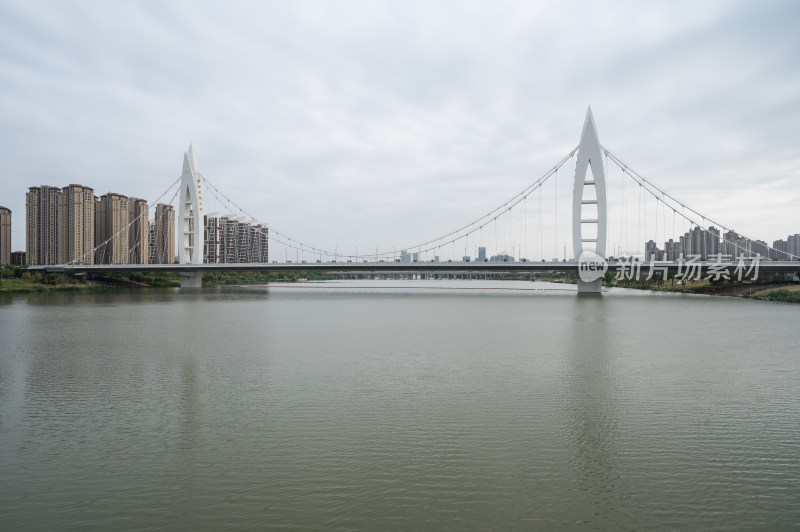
left=26, top=185, right=60, bottom=265
left=203, top=214, right=222, bottom=264
left=203, top=214, right=267, bottom=263
left=735, top=236, right=752, bottom=258
left=723, top=230, right=740, bottom=259
left=127, top=198, right=149, bottom=264
left=57, top=184, right=95, bottom=264
left=0, top=206, right=11, bottom=266
left=147, top=221, right=156, bottom=264
left=254, top=224, right=268, bottom=263
left=663, top=239, right=680, bottom=261
left=220, top=216, right=238, bottom=263
left=751, top=240, right=769, bottom=259
left=689, top=226, right=706, bottom=260
left=95, top=193, right=129, bottom=264
left=772, top=239, right=787, bottom=260
left=246, top=223, right=268, bottom=263
left=152, top=203, right=175, bottom=264
left=707, top=226, right=720, bottom=257
left=645, top=240, right=661, bottom=261
left=477, top=246, right=487, bottom=261
left=787, top=234, right=800, bottom=261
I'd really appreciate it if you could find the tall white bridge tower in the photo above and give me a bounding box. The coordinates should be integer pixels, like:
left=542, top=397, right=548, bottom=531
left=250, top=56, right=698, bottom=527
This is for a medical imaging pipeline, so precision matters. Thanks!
left=177, top=144, right=204, bottom=287
left=178, top=144, right=204, bottom=266
left=572, top=107, right=608, bottom=294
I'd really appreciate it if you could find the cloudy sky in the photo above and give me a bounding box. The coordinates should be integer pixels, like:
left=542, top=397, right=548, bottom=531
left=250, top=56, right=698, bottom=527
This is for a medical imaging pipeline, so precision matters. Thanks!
left=1, top=0, right=798, bottom=259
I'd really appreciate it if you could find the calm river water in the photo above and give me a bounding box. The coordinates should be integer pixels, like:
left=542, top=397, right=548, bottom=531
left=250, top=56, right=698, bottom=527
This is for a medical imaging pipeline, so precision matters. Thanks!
left=1, top=280, right=798, bottom=530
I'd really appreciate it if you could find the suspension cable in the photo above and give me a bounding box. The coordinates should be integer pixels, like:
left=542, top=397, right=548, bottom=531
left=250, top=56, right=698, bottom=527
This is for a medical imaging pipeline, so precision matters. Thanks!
left=200, top=147, right=578, bottom=260
left=603, top=147, right=798, bottom=260
left=69, top=176, right=181, bottom=266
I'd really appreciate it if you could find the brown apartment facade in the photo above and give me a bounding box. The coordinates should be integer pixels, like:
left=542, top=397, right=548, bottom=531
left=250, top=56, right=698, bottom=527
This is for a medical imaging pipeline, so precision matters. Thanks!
left=57, top=184, right=96, bottom=264
left=26, top=185, right=175, bottom=265
left=0, top=205, right=11, bottom=266
left=95, top=193, right=130, bottom=264
left=152, top=203, right=175, bottom=264
left=26, top=186, right=61, bottom=265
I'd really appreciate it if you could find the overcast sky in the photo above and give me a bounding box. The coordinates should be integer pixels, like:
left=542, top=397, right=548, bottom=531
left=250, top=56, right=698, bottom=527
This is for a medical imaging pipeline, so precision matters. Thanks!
left=1, top=0, right=798, bottom=259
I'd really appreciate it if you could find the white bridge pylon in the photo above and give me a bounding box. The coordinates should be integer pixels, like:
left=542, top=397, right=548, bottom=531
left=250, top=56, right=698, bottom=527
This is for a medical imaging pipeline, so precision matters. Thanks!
left=179, top=144, right=204, bottom=266
left=572, top=107, right=607, bottom=294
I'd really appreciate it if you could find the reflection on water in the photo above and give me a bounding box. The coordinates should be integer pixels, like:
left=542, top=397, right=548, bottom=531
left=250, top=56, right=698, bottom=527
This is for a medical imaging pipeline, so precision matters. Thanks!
left=565, top=296, right=619, bottom=525
left=1, top=280, right=799, bottom=530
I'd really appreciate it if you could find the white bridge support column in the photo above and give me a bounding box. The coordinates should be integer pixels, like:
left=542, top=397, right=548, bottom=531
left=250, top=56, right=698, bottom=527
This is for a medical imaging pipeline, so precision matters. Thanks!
left=178, top=144, right=204, bottom=289
left=180, top=271, right=203, bottom=288
left=179, top=144, right=204, bottom=266
left=572, top=107, right=608, bottom=294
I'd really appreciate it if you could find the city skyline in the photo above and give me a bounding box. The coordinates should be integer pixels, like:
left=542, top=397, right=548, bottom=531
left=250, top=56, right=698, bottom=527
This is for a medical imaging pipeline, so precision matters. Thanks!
left=13, top=149, right=800, bottom=265
left=1, top=1, right=799, bottom=254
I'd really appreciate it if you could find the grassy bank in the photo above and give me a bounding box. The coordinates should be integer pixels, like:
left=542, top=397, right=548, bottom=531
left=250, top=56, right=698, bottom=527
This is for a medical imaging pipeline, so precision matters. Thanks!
left=750, top=288, right=800, bottom=303
left=1, top=265, right=101, bottom=293
left=202, top=270, right=337, bottom=286
left=605, top=270, right=800, bottom=302
left=0, top=278, right=102, bottom=293
left=0, top=265, right=182, bottom=292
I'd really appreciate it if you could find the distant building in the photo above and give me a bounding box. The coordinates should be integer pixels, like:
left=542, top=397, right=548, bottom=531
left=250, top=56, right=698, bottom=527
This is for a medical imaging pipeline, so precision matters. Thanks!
left=663, top=239, right=680, bottom=261
left=0, top=206, right=10, bottom=266
left=462, top=256, right=470, bottom=262
left=95, top=193, right=129, bottom=264
left=152, top=203, right=175, bottom=264
left=772, top=239, right=787, bottom=260
left=490, top=253, right=514, bottom=262
left=203, top=214, right=267, bottom=263
left=249, top=223, right=268, bottom=263
left=788, top=234, right=800, bottom=261
left=707, top=226, right=720, bottom=257
left=127, top=198, right=149, bottom=264
left=203, top=214, right=221, bottom=263
left=751, top=240, right=769, bottom=259
left=412, top=252, right=419, bottom=262
left=26, top=184, right=97, bottom=265
left=147, top=221, right=157, bottom=264
left=57, top=184, right=96, bottom=264
left=400, top=250, right=411, bottom=263
left=26, top=185, right=60, bottom=265
left=644, top=240, right=661, bottom=261
left=723, top=230, right=740, bottom=259
left=477, top=247, right=486, bottom=261
left=11, top=251, right=25, bottom=266
left=690, top=226, right=706, bottom=260
left=737, top=237, right=753, bottom=258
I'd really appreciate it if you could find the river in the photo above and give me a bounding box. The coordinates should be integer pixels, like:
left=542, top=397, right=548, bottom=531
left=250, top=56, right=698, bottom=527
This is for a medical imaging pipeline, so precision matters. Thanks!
left=1, top=280, right=798, bottom=530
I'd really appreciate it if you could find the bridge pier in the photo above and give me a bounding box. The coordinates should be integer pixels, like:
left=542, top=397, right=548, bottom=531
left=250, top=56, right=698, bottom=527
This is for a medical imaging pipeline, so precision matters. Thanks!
left=179, top=271, right=203, bottom=288
left=576, top=278, right=602, bottom=295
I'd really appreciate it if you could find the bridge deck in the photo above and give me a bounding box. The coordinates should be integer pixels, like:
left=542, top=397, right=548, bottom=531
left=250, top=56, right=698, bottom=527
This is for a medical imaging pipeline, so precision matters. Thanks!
left=29, top=261, right=800, bottom=274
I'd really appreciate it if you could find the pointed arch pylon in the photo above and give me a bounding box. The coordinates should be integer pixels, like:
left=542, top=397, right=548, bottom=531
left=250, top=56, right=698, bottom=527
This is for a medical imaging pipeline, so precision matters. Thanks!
left=178, top=144, right=204, bottom=265
left=572, top=107, right=607, bottom=293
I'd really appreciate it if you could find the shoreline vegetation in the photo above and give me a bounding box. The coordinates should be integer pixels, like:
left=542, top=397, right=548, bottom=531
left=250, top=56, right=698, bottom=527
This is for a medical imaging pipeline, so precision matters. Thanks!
left=600, top=271, right=800, bottom=303
left=2, top=265, right=798, bottom=303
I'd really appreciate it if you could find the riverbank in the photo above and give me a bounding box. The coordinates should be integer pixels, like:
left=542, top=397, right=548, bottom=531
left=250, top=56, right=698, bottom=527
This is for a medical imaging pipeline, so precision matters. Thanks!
left=0, top=269, right=338, bottom=293
left=609, top=275, right=800, bottom=303
left=0, top=278, right=103, bottom=293
left=0, top=268, right=181, bottom=292
left=4, top=268, right=799, bottom=303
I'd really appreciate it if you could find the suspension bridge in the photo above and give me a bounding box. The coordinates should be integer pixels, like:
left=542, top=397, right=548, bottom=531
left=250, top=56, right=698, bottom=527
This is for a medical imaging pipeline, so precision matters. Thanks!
left=30, top=108, right=800, bottom=292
